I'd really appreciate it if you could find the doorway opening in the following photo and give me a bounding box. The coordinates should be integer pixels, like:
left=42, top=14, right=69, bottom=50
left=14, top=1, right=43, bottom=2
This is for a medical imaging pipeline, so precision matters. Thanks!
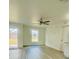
left=31, top=29, right=39, bottom=42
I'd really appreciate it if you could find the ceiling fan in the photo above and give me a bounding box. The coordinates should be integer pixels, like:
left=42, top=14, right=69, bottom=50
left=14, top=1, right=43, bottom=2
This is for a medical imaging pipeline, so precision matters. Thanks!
left=39, top=17, right=50, bottom=25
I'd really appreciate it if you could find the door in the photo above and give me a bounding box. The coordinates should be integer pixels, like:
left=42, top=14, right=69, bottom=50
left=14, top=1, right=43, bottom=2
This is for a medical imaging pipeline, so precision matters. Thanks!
left=31, top=29, right=39, bottom=45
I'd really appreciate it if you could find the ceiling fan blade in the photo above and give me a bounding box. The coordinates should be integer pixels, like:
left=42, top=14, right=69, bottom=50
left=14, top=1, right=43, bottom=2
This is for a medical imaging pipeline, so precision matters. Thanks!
left=40, top=21, right=43, bottom=25
left=40, top=17, right=43, bottom=21
left=45, top=21, right=50, bottom=22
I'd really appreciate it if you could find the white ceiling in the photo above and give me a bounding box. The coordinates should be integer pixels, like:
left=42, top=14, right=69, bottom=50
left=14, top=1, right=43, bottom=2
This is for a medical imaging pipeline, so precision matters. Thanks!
left=9, top=0, right=69, bottom=27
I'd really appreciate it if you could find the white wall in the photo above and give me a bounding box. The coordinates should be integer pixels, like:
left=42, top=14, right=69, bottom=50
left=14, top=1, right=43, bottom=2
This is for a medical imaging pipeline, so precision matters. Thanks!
left=23, top=24, right=46, bottom=45
left=45, top=25, right=64, bottom=51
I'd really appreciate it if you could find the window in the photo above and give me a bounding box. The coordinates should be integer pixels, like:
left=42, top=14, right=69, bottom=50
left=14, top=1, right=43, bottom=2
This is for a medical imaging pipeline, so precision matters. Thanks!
left=9, top=28, right=18, bottom=47
left=31, top=29, right=39, bottom=42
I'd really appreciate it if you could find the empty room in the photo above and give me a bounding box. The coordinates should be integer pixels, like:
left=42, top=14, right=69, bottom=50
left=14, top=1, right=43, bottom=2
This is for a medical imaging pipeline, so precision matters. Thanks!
left=9, top=0, right=69, bottom=59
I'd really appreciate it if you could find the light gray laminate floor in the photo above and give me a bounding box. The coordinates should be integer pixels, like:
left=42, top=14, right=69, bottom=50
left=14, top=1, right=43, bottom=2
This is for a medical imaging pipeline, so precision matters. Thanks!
left=9, top=46, right=65, bottom=59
